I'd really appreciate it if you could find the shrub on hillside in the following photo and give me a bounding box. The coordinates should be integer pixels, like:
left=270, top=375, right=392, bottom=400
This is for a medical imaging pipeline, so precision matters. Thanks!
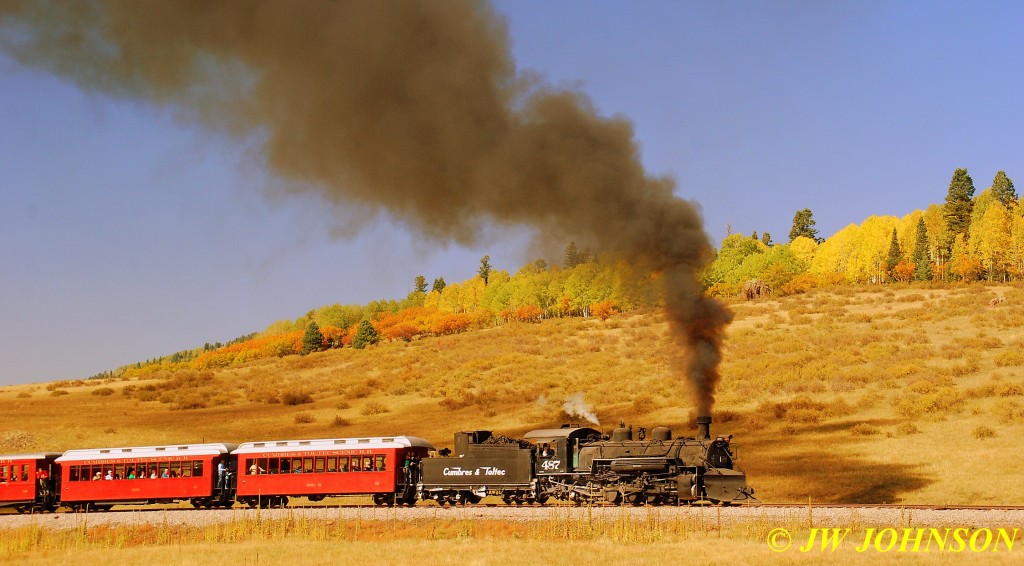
left=294, top=413, right=315, bottom=424
left=993, top=400, right=1024, bottom=424
left=631, top=395, right=656, bottom=415
left=892, top=387, right=964, bottom=418
left=895, top=423, right=921, bottom=435
left=91, top=387, right=115, bottom=396
left=850, top=423, right=880, bottom=435
left=972, top=425, right=996, bottom=439
left=361, top=401, right=390, bottom=416
left=346, top=384, right=374, bottom=399
left=994, top=350, right=1024, bottom=367
left=248, top=388, right=280, bottom=404
left=967, top=381, right=1024, bottom=399
left=171, top=394, right=207, bottom=410
left=281, top=390, right=313, bottom=405
left=757, top=395, right=852, bottom=423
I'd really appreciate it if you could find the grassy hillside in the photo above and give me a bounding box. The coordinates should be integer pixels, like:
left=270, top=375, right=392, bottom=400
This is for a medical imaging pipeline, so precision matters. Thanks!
left=2, top=283, right=1023, bottom=505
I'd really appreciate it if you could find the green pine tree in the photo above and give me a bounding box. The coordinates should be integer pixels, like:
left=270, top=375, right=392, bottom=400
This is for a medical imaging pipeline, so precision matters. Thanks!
left=943, top=167, right=975, bottom=250
left=301, top=321, right=324, bottom=355
left=911, top=216, right=931, bottom=281
left=413, top=275, right=428, bottom=293
left=352, top=320, right=379, bottom=350
left=564, top=241, right=582, bottom=268
left=885, top=227, right=902, bottom=276
left=478, top=255, right=492, bottom=285
left=788, top=209, right=822, bottom=243
left=992, top=170, right=1017, bottom=208
left=431, top=277, right=446, bottom=293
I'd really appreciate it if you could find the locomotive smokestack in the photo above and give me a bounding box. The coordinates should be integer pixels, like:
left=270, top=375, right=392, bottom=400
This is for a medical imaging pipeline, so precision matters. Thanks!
left=696, top=416, right=712, bottom=440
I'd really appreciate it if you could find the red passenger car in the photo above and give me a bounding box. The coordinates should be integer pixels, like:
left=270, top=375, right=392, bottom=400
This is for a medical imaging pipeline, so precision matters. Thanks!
left=55, top=443, right=237, bottom=511
left=0, top=453, right=60, bottom=513
left=233, top=436, right=433, bottom=507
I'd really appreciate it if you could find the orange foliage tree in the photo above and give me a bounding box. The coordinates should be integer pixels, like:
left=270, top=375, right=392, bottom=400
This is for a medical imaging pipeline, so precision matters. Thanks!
left=192, top=331, right=303, bottom=369
left=431, top=313, right=474, bottom=335
left=319, top=325, right=346, bottom=349
left=892, top=260, right=915, bottom=283
left=590, top=300, right=620, bottom=321
left=502, top=304, right=544, bottom=323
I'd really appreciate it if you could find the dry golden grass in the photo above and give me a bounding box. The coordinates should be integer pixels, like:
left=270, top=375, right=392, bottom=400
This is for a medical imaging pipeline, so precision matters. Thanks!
left=5, top=512, right=1024, bottom=565
left=2, top=284, right=1024, bottom=505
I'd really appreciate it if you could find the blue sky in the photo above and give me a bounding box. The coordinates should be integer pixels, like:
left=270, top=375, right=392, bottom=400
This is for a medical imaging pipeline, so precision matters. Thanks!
left=2, top=1, right=1022, bottom=385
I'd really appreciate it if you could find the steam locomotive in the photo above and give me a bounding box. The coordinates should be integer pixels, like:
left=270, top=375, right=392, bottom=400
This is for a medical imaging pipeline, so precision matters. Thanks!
left=419, top=416, right=753, bottom=506
left=0, top=417, right=751, bottom=513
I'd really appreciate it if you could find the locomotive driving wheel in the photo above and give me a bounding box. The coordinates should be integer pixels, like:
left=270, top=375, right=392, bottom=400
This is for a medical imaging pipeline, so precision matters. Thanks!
left=625, top=492, right=646, bottom=506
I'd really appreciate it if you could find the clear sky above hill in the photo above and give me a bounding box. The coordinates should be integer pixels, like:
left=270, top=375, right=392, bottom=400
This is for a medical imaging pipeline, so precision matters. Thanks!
left=2, top=1, right=1022, bottom=385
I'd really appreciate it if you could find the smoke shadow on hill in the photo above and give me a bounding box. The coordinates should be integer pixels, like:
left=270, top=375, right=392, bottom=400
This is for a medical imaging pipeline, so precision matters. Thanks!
left=742, top=446, right=933, bottom=504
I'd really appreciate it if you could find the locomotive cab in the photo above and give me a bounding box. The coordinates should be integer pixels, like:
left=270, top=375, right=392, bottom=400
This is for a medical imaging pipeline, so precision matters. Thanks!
left=523, top=426, right=600, bottom=474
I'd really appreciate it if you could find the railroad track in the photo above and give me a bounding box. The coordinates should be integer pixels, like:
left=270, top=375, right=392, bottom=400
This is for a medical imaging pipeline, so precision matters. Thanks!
left=746, top=503, right=1024, bottom=511
left=7, top=501, right=1024, bottom=515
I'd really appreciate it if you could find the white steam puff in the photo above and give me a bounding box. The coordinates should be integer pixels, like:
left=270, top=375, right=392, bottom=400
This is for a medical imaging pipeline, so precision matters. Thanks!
left=562, top=393, right=599, bottom=426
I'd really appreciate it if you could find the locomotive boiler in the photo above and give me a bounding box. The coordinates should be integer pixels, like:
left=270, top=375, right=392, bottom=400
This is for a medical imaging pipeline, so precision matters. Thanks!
left=420, top=416, right=753, bottom=506
left=534, top=416, right=752, bottom=505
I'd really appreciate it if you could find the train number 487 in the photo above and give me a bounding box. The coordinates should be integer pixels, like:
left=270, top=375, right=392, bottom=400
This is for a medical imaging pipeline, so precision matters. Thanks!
left=540, top=460, right=561, bottom=470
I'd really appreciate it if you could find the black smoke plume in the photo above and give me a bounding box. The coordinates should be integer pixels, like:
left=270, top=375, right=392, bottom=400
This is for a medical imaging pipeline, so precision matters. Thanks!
left=0, top=0, right=733, bottom=414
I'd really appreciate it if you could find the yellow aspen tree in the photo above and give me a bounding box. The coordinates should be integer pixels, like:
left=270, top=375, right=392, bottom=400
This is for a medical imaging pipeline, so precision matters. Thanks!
left=848, top=216, right=899, bottom=283
left=438, top=282, right=463, bottom=313
left=459, top=277, right=486, bottom=313
left=923, top=204, right=949, bottom=278
left=949, top=233, right=982, bottom=281
left=1008, top=206, right=1024, bottom=279
left=898, top=210, right=924, bottom=255
left=972, top=201, right=1011, bottom=281
left=789, top=236, right=819, bottom=266
left=422, top=290, right=442, bottom=310
left=810, top=223, right=859, bottom=280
